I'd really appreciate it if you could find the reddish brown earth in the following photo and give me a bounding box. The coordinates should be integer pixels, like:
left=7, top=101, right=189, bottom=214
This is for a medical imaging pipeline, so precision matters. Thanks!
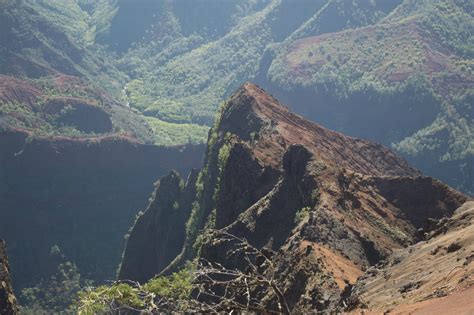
left=224, top=83, right=418, bottom=176
left=347, top=201, right=474, bottom=314
left=387, top=286, right=474, bottom=315
left=348, top=284, right=474, bottom=315
left=120, top=83, right=470, bottom=313
left=0, top=75, right=42, bottom=107
left=283, top=20, right=463, bottom=87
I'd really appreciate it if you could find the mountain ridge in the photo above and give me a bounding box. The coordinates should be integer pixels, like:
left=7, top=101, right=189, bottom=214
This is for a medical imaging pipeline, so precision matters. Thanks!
left=118, top=83, right=468, bottom=312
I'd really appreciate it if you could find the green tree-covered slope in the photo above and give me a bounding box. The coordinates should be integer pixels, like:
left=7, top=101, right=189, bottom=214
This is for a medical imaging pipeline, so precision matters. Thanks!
left=2, top=0, right=472, bottom=188
left=265, top=0, right=473, bottom=194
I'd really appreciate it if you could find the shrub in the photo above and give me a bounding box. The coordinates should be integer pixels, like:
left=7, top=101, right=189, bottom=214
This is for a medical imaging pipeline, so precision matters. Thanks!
left=294, top=206, right=311, bottom=224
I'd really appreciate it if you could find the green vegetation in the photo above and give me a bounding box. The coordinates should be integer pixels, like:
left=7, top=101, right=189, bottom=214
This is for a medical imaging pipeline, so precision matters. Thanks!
left=294, top=206, right=311, bottom=224
left=20, top=247, right=92, bottom=314
left=21, top=262, right=87, bottom=314
left=0, top=99, right=92, bottom=139
left=269, top=3, right=473, bottom=93
left=193, top=208, right=217, bottom=254
left=78, top=265, right=194, bottom=314
left=115, top=0, right=398, bottom=127
left=145, top=116, right=208, bottom=146
left=385, top=0, right=474, bottom=58
left=0, top=0, right=127, bottom=93
left=217, top=138, right=232, bottom=172
left=18, top=0, right=118, bottom=46
left=183, top=104, right=234, bottom=259
left=2, top=0, right=471, bottom=157
left=143, top=269, right=193, bottom=300
left=6, top=0, right=470, bottom=174
left=120, top=2, right=276, bottom=125
left=265, top=0, right=473, bottom=194
left=0, top=75, right=155, bottom=142
left=78, top=283, right=144, bottom=314
left=284, top=0, right=399, bottom=43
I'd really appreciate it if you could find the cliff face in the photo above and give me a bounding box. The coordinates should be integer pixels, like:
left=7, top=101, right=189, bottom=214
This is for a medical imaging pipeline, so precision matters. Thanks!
left=0, top=130, right=204, bottom=292
left=0, top=240, right=18, bottom=315
left=119, top=169, right=200, bottom=283
left=119, top=83, right=468, bottom=312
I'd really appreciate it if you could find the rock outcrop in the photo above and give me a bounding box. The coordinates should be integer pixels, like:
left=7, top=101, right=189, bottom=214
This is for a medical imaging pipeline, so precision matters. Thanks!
left=119, top=169, right=200, bottom=283
left=0, top=240, right=18, bottom=315
left=119, top=83, right=469, bottom=312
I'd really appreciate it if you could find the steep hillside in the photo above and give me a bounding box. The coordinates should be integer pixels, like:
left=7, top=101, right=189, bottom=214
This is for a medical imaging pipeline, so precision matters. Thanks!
left=0, top=240, right=18, bottom=315
left=0, top=0, right=124, bottom=93
left=0, top=130, right=204, bottom=295
left=115, top=84, right=468, bottom=313
left=103, top=0, right=270, bottom=53
left=0, top=74, right=154, bottom=143
left=116, top=0, right=390, bottom=128
left=264, top=0, right=474, bottom=194
left=6, top=0, right=470, bottom=193
left=347, top=201, right=474, bottom=313
left=0, top=0, right=157, bottom=142
left=118, top=169, right=200, bottom=283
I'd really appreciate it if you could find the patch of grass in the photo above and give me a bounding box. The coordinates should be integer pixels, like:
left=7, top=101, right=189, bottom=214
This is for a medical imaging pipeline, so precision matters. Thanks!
left=144, top=116, right=208, bottom=146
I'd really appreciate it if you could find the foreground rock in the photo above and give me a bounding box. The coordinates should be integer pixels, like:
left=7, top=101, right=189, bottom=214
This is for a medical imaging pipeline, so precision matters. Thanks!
left=120, top=83, right=469, bottom=313
left=346, top=201, right=474, bottom=313
left=0, top=240, right=18, bottom=315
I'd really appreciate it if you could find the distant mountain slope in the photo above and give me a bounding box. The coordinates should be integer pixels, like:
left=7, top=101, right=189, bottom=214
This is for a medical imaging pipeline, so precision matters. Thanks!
left=102, top=0, right=408, bottom=149
left=92, top=0, right=472, bottom=194
left=7, top=0, right=471, bottom=194
left=265, top=0, right=473, bottom=194
left=0, top=74, right=155, bottom=143
left=0, top=0, right=125, bottom=93
left=115, top=0, right=393, bottom=126
left=0, top=0, right=159, bottom=144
